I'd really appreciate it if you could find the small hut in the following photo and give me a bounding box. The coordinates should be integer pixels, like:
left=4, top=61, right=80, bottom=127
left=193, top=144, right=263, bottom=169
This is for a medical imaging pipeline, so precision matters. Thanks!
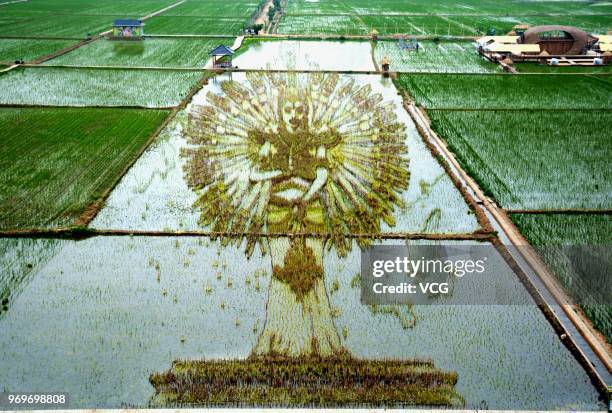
left=209, top=44, right=235, bottom=68
left=370, top=29, right=379, bottom=42
left=381, top=56, right=390, bottom=74
left=538, top=50, right=550, bottom=64
left=111, top=19, right=144, bottom=40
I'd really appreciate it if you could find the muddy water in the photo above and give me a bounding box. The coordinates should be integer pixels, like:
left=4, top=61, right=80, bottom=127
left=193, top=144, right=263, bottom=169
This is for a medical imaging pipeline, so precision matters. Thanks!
left=0, top=237, right=604, bottom=410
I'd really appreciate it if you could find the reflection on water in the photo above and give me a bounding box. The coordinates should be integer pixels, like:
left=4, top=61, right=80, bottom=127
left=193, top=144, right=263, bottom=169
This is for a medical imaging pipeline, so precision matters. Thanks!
left=0, top=237, right=604, bottom=410
left=233, top=40, right=376, bottom=71
left=0, top=238, right=63, bottom=318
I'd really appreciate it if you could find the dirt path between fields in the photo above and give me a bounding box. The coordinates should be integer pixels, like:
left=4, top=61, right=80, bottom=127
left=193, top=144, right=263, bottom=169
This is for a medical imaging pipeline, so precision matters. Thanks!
left=0, top=0, right=27, bottom=5
left=407, top=101, right=612, bottom=382
left=255, top=0, right=274, bottom=28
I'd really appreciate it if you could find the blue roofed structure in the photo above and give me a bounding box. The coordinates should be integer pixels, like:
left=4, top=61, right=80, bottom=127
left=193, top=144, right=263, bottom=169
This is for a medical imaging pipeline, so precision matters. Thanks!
left=209, top=45, right=235, bottom=56
left=209, top=44, right=235, bottom=68
left=111, top=19, right=145, bottom=40
left=113, top=19, right=143, bottom=27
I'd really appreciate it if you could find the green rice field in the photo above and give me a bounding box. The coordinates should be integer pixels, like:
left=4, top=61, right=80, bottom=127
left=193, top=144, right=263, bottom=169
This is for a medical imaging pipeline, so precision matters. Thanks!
left=0, top=67, right=204, bottom=107
left=0, top=15, right=121, bottom=38
left=0, top=107, right=169, bottom=228
left=374, top=40, right=496, bottom=73
left=510, top=213, right=612, bottom=342
left=427, top=110, right=612, bottom=210
left=395, top=74, right=612, bottom=109
left=511, top=213, right=611, bottom=246
left=278, top=0, right=611, bottom=35
left=144, top=16, right=248, bottom=35
left=46, top=38, right=233, bottom=67
left=154, top=0, right=261, bottom=18
left=0, top=0, right=610, bottom=410
left=279, top=9, right=610, bottom=36
left=0, top=0, right=177, bottom=14
left=515, top=63, right=612, bottom=74
left=283, top=0, right=611, bottom=16
left=0, top=38, right=77, bottom=64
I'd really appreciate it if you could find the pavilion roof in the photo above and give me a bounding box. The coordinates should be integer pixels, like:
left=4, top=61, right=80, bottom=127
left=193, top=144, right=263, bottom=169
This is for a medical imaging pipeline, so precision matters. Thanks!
left=209, top=44, right=235, bottom=56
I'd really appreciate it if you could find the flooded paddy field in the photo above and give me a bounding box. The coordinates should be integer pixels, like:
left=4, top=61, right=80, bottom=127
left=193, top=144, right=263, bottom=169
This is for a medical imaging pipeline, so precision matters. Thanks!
left=0, top=236, right=605, bottom=409
left=395, top=73, right=612, bottom=110
left=0, top=67, right=205, bottom=107
left=373, top=40, right=497, bottom=73
left=233, top=40, right=376, bottom=71
left=1, top=0, right=610, bottom=408
left=92, top=72, right=479, bottom=234
left=45, top=38, right=234, bottom=68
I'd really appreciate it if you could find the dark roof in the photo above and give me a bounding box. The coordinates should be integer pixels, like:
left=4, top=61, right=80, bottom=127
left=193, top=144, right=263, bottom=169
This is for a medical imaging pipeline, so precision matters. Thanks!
left=522, top=25, right=598, bottom=54
left=113, top=19, right=143, bottom=27
left=209, top=44, right=235, bottom=56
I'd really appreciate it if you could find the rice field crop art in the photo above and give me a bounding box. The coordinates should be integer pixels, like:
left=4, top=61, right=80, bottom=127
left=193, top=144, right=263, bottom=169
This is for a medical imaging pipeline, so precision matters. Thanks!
left=91, top=72, right=479, bottom=233
left=0, top=236, right=604, bottom=409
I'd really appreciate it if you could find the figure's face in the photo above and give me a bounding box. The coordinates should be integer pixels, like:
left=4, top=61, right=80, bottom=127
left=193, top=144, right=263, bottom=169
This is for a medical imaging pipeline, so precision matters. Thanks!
left=250, top=98, right=341, bottom=185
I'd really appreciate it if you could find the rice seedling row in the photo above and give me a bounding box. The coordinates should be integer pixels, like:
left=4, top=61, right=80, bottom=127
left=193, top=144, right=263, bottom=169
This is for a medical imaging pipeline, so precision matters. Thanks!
left=509, top=213, right=612, bottom=343
left=277, top=15, right=365, bottom=36
left=46, top=37, right=234, bottom=67
left=395, top=73, right=612, bottom=109
left=441, top=15, right=611, bottom=36
left=278, top=14, right=611, bottom=36
left=144, top=16, right=249, bottom=36
left=279, top=0, right=610, bottom=36
left=515, top=62, right=612, bottom=74
left=0, top=107, right=170, bottom=229
left=0, top=67, right=204, bottom=107
left=426, top=110, right=612, bottom=210
left=0, top=15, right=128, bottom=38
left=284, top=0, right=611, bottom=16
left=154, top=0, right=261, bottom=18
left=374, top=40, right=496, bottom=73
left=0, top=0, right=178, bottom=15
left=0, top=38, right=77, bottom=63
